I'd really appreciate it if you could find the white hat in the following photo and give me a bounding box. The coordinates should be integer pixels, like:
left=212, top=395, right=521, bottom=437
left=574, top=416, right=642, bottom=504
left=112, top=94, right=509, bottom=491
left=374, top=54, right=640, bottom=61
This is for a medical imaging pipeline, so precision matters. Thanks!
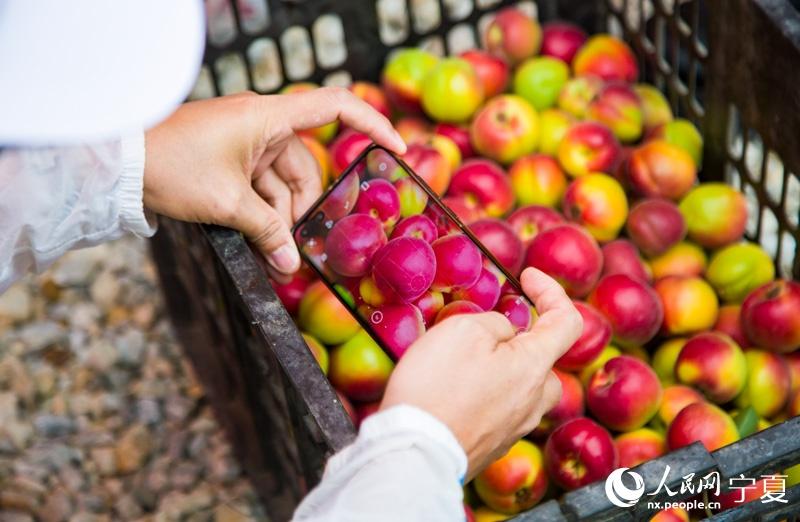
left=0, top=0, right=206, bottom=145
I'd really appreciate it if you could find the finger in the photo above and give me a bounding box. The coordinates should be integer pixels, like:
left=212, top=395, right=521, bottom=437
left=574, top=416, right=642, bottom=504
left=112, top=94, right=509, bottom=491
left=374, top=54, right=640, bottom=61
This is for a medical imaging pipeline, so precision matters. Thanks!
left=253, top=167, right=293, bottom=227
left=272, top=134, right=324, bottom=221
left=521, top=267, right=583, bottom=346
left=540, top=371, right=563, bottom=413
left=229, top=187, right=301, bottom=275
left=269, top=87, right=406, bottom=154
left=433, top=311, right=516, bottom=344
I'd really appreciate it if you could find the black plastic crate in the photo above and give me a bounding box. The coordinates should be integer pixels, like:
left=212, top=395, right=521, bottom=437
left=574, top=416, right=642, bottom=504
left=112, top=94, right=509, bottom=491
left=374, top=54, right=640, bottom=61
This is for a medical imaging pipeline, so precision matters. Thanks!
left=152, top=0, right=800, bottom=520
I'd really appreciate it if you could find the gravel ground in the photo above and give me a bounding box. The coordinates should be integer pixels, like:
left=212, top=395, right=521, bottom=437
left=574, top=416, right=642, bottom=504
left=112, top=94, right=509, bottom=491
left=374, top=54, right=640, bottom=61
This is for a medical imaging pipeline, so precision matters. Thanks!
left=0, top=237, right=267, bottom=522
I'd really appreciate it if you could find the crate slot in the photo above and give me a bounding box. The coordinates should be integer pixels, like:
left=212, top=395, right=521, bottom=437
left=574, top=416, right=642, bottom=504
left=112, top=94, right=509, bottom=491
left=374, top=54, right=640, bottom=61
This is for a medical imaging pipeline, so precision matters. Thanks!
left=248, top=38, right=283, bottom=93
left=477, top=12, right=495, bottom=43
left=744, top=128, right=765, bottom=184
left=764, top=150, right=785, bottom=205
left=323, top=70, right=353, bottom=87
left=786, top=174, right=800, bottom=230
left=411, top=0, right=442, bottom=34
left=444, top=0, right=473, bottom=21
left=476, top=0, right=502, bottom=8
left=189, top=65, right=217, bottom=100
left=761, top=207, right=780, bottom=259
left=726, top=104, right=744, bottom=161
left=281, top=26, right=315, bottom=81
left=419, top=35, right=446, bottom=55
left=377, top=0, right=411, bottom=45
left=780, top=231, right=797, bottom=278
left=214, top=52, right=250, bottom=95
left=313, top=15, right=348, bottom=69
left=238, top=0, right=270, bottom=35
left=743, top=181, right=760, bottom=238
left=447, top=23, right=479, bottom=54
left=207, top=0, right=238, bottom=47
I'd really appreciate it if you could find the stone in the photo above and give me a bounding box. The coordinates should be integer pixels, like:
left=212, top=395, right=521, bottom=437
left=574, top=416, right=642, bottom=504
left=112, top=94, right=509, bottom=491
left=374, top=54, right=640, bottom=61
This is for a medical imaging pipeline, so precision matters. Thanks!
left=169, top=462, right=202, bottom=491
left=0, top=489, right=40, bottom=513
left=89, top=271, right=120, bottom=311
left=114, top=494, right=143, bottom=520
left=51, top=246, right=107, bottom=287
left=33, top=365, right=56, bottom=397
left=0, top=391, right=19, bottom=424
left=0, top=355, right=35, bottom=406
left=15, top=321, right=67, bottom=354
left=115, top=424, right=153, bottom=474
left=164, top=396, right=194, bottom=424
left=157, top=485, right=214, bottom=521
left=208, top=453, right=240, bottom=485
left=90, top=447, right=116, bottom=476
left=37, top=487, right=72, bottom=522
left=33, top=415, right=75, bottom=438
left=84, top=341, right=118, bottom=373
left=69, top=512, right=111, bottom=522
left=115, top=330, right=146, bottom=367
left=0, top=283, right=33, bottom=323
left=213, top=504, right=252, bottom=522
left=68, top=303, right=101, bottom=333
left=0, top=420, right=33, bottom=453
left=135, top=399, right=162, bottom=426
left=131, top=303, right=156, bottom=329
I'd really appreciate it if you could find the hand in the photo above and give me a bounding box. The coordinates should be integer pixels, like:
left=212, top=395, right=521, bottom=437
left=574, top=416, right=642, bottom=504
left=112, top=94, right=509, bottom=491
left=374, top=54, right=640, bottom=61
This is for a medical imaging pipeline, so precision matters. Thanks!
left=380, top=268, right=583, bottom=478
left=143, top=87, right=406, bottom=281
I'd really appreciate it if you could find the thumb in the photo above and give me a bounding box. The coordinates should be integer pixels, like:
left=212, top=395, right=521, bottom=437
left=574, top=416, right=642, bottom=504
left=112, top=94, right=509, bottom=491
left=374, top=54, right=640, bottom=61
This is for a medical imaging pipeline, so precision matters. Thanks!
left=232, top=188, right=301, bottom=275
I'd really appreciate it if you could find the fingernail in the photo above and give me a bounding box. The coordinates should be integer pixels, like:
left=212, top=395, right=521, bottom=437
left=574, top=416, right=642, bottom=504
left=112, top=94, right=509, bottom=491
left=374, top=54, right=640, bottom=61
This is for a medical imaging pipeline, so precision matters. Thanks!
left=267, top=243, right=300, bottom=274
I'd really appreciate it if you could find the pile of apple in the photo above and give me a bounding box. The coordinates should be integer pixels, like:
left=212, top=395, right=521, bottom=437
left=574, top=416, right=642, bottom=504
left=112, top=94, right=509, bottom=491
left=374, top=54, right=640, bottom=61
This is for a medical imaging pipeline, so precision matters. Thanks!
left=272, top=7, right=800, bottom=521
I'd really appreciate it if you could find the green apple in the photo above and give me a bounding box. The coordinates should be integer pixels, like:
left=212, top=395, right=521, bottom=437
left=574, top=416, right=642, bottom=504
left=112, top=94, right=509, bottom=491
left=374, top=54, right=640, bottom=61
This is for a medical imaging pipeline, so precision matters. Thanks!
left=513, top=57, right=570, bottom=111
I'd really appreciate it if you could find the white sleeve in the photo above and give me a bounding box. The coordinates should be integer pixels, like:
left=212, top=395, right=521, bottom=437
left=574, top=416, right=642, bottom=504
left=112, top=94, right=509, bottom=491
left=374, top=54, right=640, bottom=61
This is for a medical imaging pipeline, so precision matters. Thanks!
left=0, top=131, right=157, bottom=292
left=293, top=405, right=468, bottom=522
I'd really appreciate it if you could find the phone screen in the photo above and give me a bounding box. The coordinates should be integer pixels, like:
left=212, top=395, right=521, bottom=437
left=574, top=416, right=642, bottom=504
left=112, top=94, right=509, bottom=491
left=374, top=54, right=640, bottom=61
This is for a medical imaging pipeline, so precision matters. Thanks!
left=293, top=144, right=534, bottom=360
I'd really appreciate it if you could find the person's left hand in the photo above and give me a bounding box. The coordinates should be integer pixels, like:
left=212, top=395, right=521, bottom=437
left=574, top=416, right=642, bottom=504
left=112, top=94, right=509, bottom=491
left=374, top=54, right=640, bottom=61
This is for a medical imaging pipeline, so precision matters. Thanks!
left=143, top=87, right=406, bottom=281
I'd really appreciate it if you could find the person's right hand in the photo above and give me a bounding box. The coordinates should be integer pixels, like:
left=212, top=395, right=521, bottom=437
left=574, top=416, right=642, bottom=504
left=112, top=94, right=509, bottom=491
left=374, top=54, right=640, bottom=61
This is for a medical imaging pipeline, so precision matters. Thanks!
left=380, top=267, right=583, bottom=478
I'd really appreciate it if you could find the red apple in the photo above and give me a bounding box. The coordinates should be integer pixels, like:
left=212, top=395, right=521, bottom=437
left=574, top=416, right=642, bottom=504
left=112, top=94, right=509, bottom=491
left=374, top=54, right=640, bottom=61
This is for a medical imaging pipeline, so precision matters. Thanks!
left=507, top=205, right=564, bottom=246
left=474, top=439, right=548, bottom=514
left=324, top=214, right=387, bottom=277
left=600, top=239, right=651, bottom=283
left=434, top=123, right=474, bottom=158
left=402, top=143, right=453, bottom=196
left=470, top=95, right=540, bottom=165
left=525, top=224, right=603, bottom=298
left=483, top=7, right=542, bottom=65
left=460, top=49, right=510, bottom=98
left=448, top=159, right=514, bottom=218
left=533, top=369, right=585, bottom=437
left=541, top=22, right=587, bottom=64
left=365, top=303, right=425, bottom=359
left=452, top=267, right=502, bottom=311
left=495, top=294, right=534, bottom=332
left=587, top=355, right=663, bottom=431
left=615, top=428, right=666, bottom=468
left=470, top=218, right=524, bottom=276
left=588, top=274, right=664, bottom=348
left=371, top=237, right=436, bottom=302
left=432, top=233, right=483, bottom=291
left=435, top=300, right=483, bottom=323
left=557, top=121, right=622, bottom=178
left=271, top=273, right=311, bottom=316
left=381, top=48, right=438, bottom=113
left=572, top=34, right=638, bottom=83
left=544, top=417, right=618, bottom=490
left=329, top=130, right=372, bottom=178
left=556, top=301, right=611, bottom=372
left=741, top=280, right=800, bottom=354
left=626, top=198, right=687, bottom=257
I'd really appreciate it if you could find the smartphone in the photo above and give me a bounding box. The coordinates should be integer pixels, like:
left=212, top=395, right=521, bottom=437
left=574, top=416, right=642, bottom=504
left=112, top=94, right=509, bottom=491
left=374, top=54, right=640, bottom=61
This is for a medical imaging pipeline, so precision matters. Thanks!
left=292, top=143, right=534, bottom=360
